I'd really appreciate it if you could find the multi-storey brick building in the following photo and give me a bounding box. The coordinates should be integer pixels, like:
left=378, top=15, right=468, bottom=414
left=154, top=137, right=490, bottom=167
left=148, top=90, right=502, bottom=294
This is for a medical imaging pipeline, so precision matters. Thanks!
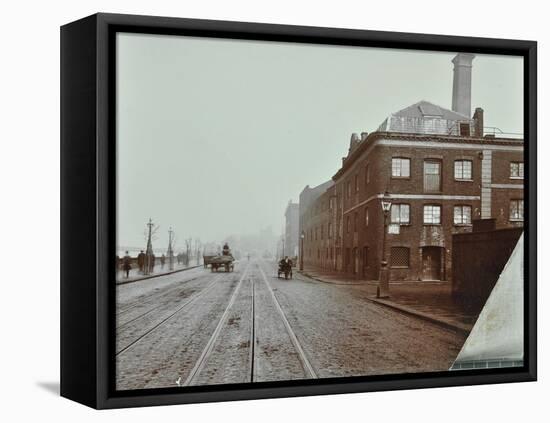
left=298, top=180, right=334, bottom=266
left=299, top=53, right=524, bottom=282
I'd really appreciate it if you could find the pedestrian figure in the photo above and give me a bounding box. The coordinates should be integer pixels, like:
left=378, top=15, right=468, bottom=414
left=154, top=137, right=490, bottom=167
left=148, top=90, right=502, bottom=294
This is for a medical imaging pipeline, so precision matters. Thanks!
left=137, top=250, right=145, bottom=273
left=149, top=253, right=156, bottom=273
left=161, top=254, right=166, bottom=268
left=222, top=243, right=230, bottom=256
left=122, top=251, right=132, bottom=279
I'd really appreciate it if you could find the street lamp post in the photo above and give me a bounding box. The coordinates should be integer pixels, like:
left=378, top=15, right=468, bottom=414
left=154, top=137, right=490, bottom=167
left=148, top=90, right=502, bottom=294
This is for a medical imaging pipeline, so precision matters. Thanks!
left=167, top=227, right=174, bottom=271
left=300, top=231, right=305, bottom=271
left=378, top=191, right=392, bottom=298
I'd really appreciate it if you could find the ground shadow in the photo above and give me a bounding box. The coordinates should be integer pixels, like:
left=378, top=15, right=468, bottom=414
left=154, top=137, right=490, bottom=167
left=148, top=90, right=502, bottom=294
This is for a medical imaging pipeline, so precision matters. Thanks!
left=36, top=381, right=60, bottom=396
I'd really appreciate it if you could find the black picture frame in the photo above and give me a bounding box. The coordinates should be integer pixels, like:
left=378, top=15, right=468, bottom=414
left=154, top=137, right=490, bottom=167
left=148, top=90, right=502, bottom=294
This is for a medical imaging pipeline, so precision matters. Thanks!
left=60, top=12, right=537, bottom=409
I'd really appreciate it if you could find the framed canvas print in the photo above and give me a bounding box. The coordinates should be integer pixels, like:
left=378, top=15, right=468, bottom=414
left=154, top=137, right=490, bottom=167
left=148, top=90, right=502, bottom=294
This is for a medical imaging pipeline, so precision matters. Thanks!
left=60, top=13, right=537, bottom=409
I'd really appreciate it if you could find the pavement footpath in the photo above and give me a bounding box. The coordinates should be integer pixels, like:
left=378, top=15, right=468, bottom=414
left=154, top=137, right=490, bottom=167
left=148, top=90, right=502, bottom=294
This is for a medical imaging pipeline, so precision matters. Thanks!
left=116, top=263, right=202, bottom=285
left=300, top=268, right=482, bottom=335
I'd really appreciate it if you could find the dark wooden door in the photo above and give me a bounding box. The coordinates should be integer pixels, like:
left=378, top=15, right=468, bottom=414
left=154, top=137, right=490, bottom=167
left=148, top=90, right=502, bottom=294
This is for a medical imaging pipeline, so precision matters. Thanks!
left=422, top=247, right=441, bottom=280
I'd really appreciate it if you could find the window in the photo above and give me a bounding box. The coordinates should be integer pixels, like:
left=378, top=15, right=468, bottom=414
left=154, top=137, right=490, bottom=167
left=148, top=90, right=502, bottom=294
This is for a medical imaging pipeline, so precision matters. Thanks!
left=510, top=162, right=524, bottom=179
left=455, top=160, right=472, bottom=180
left=365, top=164, right=370, bottom=185
left=424, top=205, right=441, bottom=224
left=354, top=174, right=359, bottom=192
left=392, top=158, right=410, bottom=178
left=346, top=216, right=351, bottom=233
left=347, top=181, right=352, bottom=198
left=315, top=227, right=318, bottom=240
left=510, top=199, right=524, bottom=221
left=363, top=246, right=369, bottom=268
left=354, top=212, right=358, bottom=232
left=424, top=161, right=441, bottom=192
left=390, top=247, right=410, bottom=268
left=454, top=205, right=472, bottom=225
left=390, top=204, right=410, bottom=225
left=321, top=225, right=324, bottom=240
left=328, top=223, right=332, bottom=239
left=365, top=207, right=369, bottom=227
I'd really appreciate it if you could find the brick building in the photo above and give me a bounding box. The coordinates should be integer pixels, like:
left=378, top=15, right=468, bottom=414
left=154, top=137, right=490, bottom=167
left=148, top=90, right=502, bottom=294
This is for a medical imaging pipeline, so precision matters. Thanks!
left=284, top=200, right=300, bottom=258
left=299, top=53, right=524, bottom=282
left=298, top=180, right=334, bottom=266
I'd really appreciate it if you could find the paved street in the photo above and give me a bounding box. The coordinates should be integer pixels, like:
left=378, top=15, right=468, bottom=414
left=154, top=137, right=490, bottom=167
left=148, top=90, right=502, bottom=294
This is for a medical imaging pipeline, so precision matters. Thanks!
left=116, top=260, right=467, bottom=390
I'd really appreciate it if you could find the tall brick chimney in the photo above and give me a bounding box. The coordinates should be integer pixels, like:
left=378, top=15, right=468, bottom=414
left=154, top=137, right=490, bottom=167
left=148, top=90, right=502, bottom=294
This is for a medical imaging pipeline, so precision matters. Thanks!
left=452, top=53, right=475, bottom=117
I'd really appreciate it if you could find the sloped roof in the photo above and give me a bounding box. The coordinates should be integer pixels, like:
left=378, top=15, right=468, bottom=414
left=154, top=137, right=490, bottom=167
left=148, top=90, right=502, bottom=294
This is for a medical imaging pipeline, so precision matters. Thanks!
left=392, top=100, right=470, bottom=120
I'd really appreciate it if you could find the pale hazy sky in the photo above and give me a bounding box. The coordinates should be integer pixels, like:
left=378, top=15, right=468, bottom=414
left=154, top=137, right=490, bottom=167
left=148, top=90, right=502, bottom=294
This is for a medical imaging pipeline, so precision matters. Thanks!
left=116, top=32, right=523, bottom=251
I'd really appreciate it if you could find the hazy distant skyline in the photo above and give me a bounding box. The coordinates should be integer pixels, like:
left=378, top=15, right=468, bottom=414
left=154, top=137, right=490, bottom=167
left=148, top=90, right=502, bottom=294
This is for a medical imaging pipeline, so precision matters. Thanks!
left=116, top=32, right=523, bottom=251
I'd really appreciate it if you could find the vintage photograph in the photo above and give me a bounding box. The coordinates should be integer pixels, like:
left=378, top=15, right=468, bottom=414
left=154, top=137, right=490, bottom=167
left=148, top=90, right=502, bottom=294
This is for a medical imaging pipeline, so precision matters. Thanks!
left=114, top=33, right=524, bottom=391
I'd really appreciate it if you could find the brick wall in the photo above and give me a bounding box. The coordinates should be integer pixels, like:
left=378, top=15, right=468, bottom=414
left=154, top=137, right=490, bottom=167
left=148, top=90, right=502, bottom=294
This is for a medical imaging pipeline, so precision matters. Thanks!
left=452, top=227, right=523, bottom=302
left=300, top=133, right=523, bottom=283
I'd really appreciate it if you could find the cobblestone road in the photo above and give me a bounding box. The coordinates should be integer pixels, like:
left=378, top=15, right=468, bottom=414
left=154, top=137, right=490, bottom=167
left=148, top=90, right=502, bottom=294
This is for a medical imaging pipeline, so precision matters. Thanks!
left=115, top=260, right=466, bottom=390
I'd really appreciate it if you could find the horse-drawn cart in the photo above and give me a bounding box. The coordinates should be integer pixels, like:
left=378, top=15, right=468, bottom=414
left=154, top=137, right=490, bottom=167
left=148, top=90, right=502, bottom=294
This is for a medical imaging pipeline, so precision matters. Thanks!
left=210, top=255, right=234, bottom=272
left=203, top=255, right=216, bottom=268
left=277, top=260, right=293, bottom=279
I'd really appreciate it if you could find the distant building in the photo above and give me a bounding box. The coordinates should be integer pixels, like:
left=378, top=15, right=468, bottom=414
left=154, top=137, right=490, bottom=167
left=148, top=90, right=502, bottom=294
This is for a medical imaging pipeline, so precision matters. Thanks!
left=299, top=53, right=523, bottom=282
left=284, top=201, right=300, bottom=258
left=298, top=180, right=334, bottom=265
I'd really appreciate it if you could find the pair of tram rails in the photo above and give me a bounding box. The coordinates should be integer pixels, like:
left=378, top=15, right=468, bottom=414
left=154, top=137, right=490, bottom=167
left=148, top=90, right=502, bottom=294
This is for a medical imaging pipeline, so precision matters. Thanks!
left=115, top=262, right=316, bottom=388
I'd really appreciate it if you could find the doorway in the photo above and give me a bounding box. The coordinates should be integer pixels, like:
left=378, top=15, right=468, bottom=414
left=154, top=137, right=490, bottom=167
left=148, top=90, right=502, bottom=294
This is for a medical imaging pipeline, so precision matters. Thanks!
left=422, top=246, right=442, bottom=280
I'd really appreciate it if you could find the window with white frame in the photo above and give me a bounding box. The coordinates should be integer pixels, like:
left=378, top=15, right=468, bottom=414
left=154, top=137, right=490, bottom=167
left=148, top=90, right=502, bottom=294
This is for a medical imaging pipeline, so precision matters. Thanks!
left=510, top=199, right=524, bottom=221
left=454, top=205, right=472, bottom=225
left=454, top=160, right=472, bottom=180
left=392, top=158, right=410, bottom=178
left=390, top=204, right=410, bottom=224
left=423, top=205, right=441, bottom=224
left=510, top=162, right=524, bottom=179
left=424, top=161, right=441, bottom=192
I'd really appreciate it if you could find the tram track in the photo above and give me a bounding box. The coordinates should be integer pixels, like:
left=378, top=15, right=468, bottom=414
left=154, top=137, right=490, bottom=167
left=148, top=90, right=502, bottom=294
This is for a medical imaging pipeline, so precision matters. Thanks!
left=116, top=276, right=208, bottom=330
left=182, top=261, right=317, bottom=386
left=182, top=263, right=252, bottom=386
left=257, top=263, right=318, bottom=379
left=116, top=273, right=224, bottom=356
left=116, top=274, right=202, bottom=317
